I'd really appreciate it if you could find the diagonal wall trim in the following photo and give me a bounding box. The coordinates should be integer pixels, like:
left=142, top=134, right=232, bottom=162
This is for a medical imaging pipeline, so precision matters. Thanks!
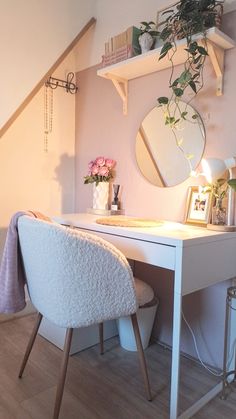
left=0, top=17, right=96, bottom=138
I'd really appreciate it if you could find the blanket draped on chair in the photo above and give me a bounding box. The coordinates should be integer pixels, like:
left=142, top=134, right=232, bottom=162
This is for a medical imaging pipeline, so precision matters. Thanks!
left=0, top=211, right=50, bottom=313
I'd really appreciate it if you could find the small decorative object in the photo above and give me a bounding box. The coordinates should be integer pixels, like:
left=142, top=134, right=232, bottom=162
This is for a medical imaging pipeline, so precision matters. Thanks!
left=111, top=184, right=120, bottom=211
left=139, top=21, right=159, bottom=53
left=211, top=197, right=227, bottom=225
left=84, top=156, right=116, bottom=210
left=44, top=85, right=53, bottom=153
left=185, top=186, right=212, bottom=226
left=156, top=0, right=224, bottom=127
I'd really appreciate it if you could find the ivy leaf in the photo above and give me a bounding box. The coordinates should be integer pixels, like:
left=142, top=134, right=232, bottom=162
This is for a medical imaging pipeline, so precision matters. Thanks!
left=193, top=55, right=202, bottom=64
left=160, top=27, right=172, bottom=41
left=159, top=42, right=172, bottom=59
left=192, top=72, right=200, bottom=80
left=177, top=138, right=184, bottom=146
left=189, top=80, right=197, bottom=93
left=173, top=87, right=184, bottom=97
left=197, top=45, right=208, bottom=55
left=161, top=9, right=174, bottom=15
left=178, top=70, right=192, bottom=84
left=181, top=111, right=188, bottom=119
left=157, top=96, right=169, bottom=105
left=186, top=153, right=194, bottom=160
left=165, top=116, right=176, bottom=125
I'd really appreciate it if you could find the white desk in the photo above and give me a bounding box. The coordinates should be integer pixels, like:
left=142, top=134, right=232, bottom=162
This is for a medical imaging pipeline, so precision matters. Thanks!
left=54, top=213, right=236, bottom=419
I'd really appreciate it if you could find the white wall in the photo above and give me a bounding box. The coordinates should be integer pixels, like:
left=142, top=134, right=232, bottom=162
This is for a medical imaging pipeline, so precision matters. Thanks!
left=0, top=52, right=76, bottom=260
left=0, top=0, right=96, bottom=130
left=74, top=1, right=236, bottom=368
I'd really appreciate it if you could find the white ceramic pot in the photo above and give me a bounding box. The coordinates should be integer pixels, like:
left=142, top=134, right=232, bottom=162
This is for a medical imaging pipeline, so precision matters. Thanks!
left=92, top=182, right=109, bottom=210
left=139, top=32, right=154, bottom=53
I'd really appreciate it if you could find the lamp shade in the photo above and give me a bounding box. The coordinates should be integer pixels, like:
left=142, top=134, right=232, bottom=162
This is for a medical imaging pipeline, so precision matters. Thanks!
left=201, top=156, right=236, bottom=227
left=201, top=158, right=227, bottom=183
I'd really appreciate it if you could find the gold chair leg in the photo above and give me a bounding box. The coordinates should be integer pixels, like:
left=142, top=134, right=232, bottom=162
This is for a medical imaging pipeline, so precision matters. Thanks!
left=18, top=312, right=43, bottom=378
left=99, top=322, right=104, bottom=355
left=53, top=328, right=73, bottom=419
left=131, top=313, right=152, bottom=401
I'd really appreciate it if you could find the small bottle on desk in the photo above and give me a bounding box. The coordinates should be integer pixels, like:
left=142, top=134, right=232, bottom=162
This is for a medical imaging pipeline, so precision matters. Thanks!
left=111, top=184, right=120, bottom=211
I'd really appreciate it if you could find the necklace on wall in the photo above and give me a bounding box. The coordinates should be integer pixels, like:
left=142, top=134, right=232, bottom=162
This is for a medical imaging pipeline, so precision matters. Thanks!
left=44, top=85, right=53, bottom=152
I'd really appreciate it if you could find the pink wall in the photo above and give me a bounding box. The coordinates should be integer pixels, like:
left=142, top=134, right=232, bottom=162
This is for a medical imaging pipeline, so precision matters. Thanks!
left=75, top=12, right=236, bottom=367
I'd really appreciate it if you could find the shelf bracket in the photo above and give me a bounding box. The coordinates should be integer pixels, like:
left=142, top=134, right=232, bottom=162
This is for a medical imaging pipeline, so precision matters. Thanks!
left=207, top=41, right=225, bottom=96
left=106, top=74, right=128, bottom=115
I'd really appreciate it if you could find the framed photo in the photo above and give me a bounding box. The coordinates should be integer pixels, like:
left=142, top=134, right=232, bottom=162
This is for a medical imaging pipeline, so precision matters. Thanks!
left=185, top=186, right=212, bottom=226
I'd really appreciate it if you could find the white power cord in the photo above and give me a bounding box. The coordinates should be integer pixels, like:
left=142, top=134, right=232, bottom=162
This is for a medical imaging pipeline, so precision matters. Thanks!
left=181, top=309, right=223, bottom=377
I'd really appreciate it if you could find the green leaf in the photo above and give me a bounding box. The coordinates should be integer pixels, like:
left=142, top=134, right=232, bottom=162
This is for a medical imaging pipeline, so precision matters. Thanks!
left=159, top=42, right=172, bottom=60
left=165, top=116, right=175, bottom=125
left=160, top=28, right=172, bottom=41
left=173, top=87, right=184, bottom=97
left=192, top=72, right=200, bottom=80
left=228, top=179, right=236, bottom=191
left=171, top=78, right=179, bottom=87
left=157, top=96, right=169, bottom=105
left=193, top=55, right=202, bottom=64
left=197, top=45, right=208, bottom=56
left=189, top=80, right=197, bottom=93
left=181, top=111, right=188, bottom=119
left=178, top=70, right=192, bottom=84
left=161, top=9, right=174, bottom=15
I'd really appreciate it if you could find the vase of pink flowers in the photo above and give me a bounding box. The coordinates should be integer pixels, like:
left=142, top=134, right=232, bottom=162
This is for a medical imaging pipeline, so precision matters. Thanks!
left=84, top=156, right=116, bottom=210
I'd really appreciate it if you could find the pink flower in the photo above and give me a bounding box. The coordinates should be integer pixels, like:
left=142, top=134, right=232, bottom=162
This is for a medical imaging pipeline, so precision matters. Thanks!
left=91, top=164, right=99, bottom=175
left=95, top=156, right=106, bottom=167
left=105, top=158, right=116, bottom=169
left=88, top=160, right=94, bottom=170
left=99, top=166, right=109, bottom=176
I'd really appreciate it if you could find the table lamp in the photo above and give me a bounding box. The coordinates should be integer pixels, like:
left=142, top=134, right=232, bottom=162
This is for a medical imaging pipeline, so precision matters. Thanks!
left=201, top=157, right=236, bottom=230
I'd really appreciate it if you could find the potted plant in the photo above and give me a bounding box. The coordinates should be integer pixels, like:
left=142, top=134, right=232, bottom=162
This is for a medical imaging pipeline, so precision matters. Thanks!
left=139, top=21, right=159, bottom=53
left=157, top=0, right=224, bottom=127
left=202, top=177, right=236, bottom=225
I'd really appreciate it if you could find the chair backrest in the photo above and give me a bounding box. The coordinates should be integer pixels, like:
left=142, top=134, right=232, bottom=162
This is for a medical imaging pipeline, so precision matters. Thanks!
left=18, top=216, right=138, bottom=328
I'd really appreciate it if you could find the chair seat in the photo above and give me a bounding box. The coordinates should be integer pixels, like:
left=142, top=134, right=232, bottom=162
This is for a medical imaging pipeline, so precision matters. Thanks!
left=134, top=278, right=154, bottom=307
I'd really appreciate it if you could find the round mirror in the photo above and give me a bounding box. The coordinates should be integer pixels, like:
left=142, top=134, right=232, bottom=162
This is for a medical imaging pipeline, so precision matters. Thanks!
left=135, top=101, right=205, bottom=187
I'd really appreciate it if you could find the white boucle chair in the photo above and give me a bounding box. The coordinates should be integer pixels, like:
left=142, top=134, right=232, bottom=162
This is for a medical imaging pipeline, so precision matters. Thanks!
left=17, top=216, right=152, bottom=419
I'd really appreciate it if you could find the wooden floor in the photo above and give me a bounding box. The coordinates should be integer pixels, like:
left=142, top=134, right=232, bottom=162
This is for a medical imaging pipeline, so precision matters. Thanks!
left=0, top=314, right=236, bottom=419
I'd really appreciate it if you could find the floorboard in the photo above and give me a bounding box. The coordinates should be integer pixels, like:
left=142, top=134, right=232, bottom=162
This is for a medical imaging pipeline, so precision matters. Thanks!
left=0, top=314, right=235, bottom=419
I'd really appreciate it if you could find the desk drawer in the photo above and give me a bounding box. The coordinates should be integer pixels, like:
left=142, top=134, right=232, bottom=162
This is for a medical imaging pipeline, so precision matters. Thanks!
left=74, top=227, right=175, bottom=270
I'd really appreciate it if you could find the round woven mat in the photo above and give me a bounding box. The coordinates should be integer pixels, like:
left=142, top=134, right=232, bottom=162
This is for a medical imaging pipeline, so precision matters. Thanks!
left=96, top=216, right=163, bottom=227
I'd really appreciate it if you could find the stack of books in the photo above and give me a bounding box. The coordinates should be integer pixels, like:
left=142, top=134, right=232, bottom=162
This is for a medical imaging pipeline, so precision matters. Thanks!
left=101, top=26, right=141, bottom=67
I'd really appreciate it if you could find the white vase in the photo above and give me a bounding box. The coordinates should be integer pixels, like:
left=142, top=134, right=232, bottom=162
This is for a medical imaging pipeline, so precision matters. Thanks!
left=92, top=182, right=109, bottom=210
left=138, top=32, right=154, bottom=53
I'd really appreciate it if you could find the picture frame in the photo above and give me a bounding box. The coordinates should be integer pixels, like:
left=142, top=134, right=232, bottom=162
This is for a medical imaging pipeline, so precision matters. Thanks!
left=184, top=186, right=213, bottom=227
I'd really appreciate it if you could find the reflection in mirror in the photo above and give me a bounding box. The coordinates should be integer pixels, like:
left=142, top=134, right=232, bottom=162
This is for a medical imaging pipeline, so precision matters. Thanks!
left=135, top=101, right=205, bottom=187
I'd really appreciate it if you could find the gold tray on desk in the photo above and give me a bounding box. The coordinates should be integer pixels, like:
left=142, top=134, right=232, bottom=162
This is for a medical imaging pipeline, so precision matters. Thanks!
left=96, top=216, right=163, bottom=227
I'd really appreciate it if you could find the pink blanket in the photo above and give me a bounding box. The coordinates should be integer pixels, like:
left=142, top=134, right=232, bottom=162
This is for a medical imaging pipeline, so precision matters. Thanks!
left=0, top=211, right=50, bottom=313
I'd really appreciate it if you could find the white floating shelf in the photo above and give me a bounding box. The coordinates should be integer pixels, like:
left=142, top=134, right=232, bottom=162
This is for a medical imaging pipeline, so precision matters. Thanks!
left=97, top=27, right=235, bottom=114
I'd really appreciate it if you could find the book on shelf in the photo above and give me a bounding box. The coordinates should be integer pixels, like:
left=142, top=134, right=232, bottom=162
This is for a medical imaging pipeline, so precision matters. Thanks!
left=102, top=26, right=141, bottom=67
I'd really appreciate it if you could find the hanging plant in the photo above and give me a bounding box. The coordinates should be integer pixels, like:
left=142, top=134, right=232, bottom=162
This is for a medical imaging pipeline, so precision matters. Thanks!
left=157, top=0, right=224, bottom=127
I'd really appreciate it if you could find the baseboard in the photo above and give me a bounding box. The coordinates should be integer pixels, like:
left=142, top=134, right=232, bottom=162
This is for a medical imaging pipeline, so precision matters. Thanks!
left=0, top=300, right=36, bottom=323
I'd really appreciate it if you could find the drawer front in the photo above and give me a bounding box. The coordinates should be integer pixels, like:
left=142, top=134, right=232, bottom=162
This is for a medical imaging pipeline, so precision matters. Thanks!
left=74, top=227, right=175, bottom=270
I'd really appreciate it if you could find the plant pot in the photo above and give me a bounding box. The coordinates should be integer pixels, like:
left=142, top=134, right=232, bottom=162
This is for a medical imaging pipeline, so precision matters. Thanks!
left=212, top=198, right=227, bottom=225
left=92, top=182, right=109, bottom=210
left=138, top=32, right=154, bottom=53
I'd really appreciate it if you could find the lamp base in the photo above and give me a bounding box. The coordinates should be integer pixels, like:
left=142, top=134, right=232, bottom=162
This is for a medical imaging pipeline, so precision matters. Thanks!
left=207, top=223, right=236, bottom=232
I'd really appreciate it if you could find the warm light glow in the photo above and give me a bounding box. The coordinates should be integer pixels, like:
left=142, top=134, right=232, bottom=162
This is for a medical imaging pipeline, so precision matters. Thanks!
left=201, top=158, right=227, bottom=183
